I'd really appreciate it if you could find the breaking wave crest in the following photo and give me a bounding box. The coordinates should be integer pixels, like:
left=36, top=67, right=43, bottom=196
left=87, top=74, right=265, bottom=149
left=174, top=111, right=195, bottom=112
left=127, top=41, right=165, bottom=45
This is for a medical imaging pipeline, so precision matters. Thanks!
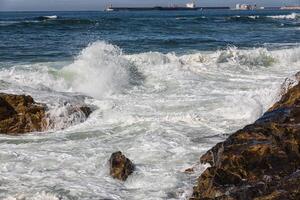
left=128, top=46, right=300, bottom=70
left=227, top=13, right=300, bottom=22
left=1, top=42, right=300, bottom=98
left=267, top=13, right=300, bottom=20
left=60, top=41, right=131, bottom=98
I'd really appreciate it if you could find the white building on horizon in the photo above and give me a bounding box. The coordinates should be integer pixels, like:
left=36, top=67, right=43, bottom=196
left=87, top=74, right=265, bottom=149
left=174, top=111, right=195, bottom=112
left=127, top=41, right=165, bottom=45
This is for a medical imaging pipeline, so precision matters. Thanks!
left=186, top=1, right=196, bottom=8
left=235, top=4, right=257, bottom=10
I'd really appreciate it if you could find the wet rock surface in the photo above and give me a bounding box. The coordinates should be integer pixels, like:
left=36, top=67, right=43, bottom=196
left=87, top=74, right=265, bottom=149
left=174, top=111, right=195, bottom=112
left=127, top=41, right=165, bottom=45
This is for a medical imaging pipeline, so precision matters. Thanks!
left=0, top=93, right=47, bottom=135
left=191, top=82, right=300, bottom=200
left=45, top=102, right=93, bottom=130
left=0, top=93, right=93, bottom=135
left=109, top=151, right=134, bottom=181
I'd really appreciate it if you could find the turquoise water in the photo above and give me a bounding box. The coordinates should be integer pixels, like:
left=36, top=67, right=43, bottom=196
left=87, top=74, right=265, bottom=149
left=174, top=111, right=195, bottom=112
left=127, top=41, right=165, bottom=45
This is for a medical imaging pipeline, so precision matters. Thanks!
left=0, top=10, right=300, bottom=200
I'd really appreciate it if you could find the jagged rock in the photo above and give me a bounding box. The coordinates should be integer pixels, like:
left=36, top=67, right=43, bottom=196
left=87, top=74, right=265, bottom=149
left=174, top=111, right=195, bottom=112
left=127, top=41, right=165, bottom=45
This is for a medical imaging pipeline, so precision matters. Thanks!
left=0, top=93, right=93, bottom=135
left=109, top=151, right=134, bottom=181
left=0, top=93, right=47, bottom=135
left=191, top=80, right=300, bottom=199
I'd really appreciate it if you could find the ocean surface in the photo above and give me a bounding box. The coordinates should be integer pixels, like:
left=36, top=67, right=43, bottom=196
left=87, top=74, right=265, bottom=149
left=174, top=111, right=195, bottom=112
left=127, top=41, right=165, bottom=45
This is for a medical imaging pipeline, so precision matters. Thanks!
left=0, top=9, right=300, bottom=200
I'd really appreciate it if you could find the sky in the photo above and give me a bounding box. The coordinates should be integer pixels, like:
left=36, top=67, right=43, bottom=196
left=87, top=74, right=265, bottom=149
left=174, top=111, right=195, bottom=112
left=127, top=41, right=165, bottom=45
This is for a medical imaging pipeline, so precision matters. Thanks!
left=0, top=0, right=299, bottom=11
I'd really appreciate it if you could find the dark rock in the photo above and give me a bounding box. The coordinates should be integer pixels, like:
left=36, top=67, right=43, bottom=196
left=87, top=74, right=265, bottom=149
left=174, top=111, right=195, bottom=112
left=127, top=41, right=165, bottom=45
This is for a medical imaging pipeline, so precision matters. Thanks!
left=77, top=106, right=92, bottom=118
left=0, top=93, right=47, bottom=135
left=191, top=80, right=300, bottom=199
left=67, top=105, right=92, bottom=119
left=109, top=151, right=134, bottom=181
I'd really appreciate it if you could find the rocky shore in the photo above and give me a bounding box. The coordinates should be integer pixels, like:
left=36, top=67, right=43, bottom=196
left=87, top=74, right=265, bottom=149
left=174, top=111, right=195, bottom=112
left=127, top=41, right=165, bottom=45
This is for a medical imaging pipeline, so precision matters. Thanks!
left=0, top=93, right=92, bottom=135
left=191, top=78, right=300, bottom=199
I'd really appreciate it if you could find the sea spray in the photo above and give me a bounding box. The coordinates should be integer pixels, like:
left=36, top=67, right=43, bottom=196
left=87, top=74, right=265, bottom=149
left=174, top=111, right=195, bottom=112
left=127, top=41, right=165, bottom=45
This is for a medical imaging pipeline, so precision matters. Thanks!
left=60, top=41, right=130, bottom=98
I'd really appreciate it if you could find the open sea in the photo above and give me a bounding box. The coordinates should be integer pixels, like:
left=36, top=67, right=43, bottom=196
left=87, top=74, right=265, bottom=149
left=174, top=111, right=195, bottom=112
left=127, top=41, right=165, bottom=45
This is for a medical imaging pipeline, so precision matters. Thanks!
left=0, top=9, right=300, bottom=200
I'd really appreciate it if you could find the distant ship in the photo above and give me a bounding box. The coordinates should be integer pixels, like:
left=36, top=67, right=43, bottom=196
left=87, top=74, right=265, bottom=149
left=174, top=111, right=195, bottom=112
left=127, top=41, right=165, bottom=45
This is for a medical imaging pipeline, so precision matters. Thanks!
left=105, top=1, right=230, bottom=11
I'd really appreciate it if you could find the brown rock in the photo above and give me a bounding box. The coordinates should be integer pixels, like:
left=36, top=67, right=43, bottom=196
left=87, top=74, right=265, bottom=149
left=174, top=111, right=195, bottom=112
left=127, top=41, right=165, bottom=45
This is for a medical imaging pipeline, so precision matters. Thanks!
left=0, top=93, right=47, bottom=135
left=109, top=151, right=134, bottom=181
left=191, top=79, right=300, bottom=199
left=0, top=93, right=93, bottom=135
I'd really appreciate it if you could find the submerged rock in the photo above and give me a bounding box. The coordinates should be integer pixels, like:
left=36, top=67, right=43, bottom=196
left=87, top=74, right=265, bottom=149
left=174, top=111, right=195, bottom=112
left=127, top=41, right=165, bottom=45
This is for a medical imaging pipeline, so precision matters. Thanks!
left=46, top=103, right=93, bottom=130
left=191, top=80, right=300, bottom=199
left=0, top=93, right=47, bottom=135
left=75, top=106, right=92, bottom=118
left=109, top=151, right=134, bottom=181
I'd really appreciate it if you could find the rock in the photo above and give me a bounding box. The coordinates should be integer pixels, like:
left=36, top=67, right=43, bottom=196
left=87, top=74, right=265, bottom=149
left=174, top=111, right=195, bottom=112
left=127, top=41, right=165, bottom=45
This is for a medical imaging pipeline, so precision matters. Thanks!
left=78, top=106, right=92, bottom=118
left=109, top=151, right=134, bottom=181
left=68, top=105, right=92, bottom=119
left=0, top=93, right=47, bottom=135
left=0, top=93, right=93, bottom=135
left=191, top=80, right=300, bottom=199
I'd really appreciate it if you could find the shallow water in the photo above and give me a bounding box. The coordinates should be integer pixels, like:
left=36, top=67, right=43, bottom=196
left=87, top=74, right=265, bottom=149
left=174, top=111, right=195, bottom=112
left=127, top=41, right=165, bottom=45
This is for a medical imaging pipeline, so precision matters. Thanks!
left=0, top=10, right=300, bottom=200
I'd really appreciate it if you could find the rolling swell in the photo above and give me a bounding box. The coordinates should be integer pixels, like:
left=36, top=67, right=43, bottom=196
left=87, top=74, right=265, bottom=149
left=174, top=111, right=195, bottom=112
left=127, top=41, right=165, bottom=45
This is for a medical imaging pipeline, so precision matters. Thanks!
left=0, top=17, right=98, bottom=27
left=2, top=13, right=300, bottom=29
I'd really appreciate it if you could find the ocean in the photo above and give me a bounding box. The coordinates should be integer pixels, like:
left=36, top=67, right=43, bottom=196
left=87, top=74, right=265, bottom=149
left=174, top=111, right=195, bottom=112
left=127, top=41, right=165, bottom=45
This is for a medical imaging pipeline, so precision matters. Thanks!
left=0, top=9, right=300, bottom=200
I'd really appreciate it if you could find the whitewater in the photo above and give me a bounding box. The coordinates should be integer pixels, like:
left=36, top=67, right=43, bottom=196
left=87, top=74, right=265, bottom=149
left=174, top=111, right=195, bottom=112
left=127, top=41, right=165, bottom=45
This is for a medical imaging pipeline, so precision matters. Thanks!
left=0, top=10, right=300, bottom=200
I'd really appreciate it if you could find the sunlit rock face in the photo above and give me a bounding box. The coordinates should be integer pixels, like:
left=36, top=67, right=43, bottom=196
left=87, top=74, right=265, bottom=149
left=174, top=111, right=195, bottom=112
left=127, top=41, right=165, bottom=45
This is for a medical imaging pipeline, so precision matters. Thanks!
left=0, top=93, right=47, bottom=135
left=0, top=93, right=93, bottom=135
left=109, top=151, right=135, bottom=181
left=191, top=79, right=300, bottom=200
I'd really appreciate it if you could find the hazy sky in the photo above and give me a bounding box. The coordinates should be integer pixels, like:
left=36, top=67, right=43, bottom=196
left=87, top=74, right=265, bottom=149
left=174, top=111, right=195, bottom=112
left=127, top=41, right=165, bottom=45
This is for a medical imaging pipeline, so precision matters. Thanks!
left=0, top=0, right=299, bottom=11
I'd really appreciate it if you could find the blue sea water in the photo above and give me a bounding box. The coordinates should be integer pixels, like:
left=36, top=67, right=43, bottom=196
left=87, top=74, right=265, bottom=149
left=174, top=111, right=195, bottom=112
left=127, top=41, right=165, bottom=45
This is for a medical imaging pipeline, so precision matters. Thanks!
left=0, top=10, right=300, bottom=200
left=1, top=10, right=300, bottom=63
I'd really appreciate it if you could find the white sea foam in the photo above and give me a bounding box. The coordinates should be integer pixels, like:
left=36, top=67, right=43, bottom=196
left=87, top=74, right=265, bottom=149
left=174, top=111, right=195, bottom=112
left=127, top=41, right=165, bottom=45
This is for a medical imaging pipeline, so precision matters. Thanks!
left=127, top=46, right=300, bottom=70
left=42, top=15, right=58, bottom=19
left=0, top=42, right=299, bottom=200
left=248, top=15, right=260, bottom=19
left=60, top=41, right=130, bottom=98
left=267, top=13, right=300, bottom=19
left=4, top=192, right=59, bottom=200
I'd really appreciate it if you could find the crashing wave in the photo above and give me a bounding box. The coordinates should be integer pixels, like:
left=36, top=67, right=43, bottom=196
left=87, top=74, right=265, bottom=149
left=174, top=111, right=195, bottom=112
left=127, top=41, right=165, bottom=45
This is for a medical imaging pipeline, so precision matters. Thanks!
left=60, top=41, right=132, bottom=98
left=1, top=42, right=300, bottom=98
left=127, top=46, right=300, bottom=69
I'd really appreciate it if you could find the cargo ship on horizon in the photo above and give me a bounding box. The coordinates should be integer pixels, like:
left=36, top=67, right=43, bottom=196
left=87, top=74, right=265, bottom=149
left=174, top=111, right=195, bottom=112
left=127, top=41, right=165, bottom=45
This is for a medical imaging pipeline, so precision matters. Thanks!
left=105, top=1, right=230, bottom=11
